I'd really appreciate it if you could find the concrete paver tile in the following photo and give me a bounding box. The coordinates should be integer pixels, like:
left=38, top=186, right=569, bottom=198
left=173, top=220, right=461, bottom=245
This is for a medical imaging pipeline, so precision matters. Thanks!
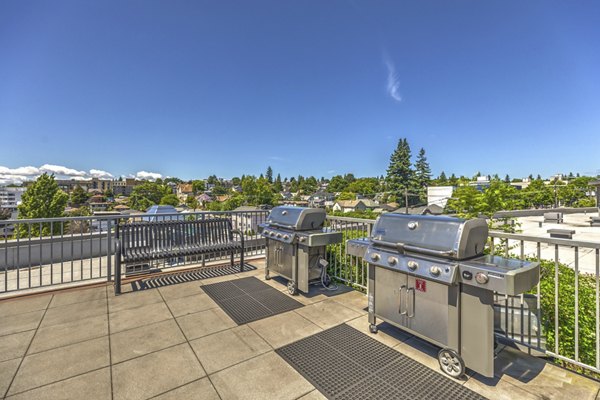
left=190, top=325, right=271, bottom=374
left=210, top=352, right=314, bottom=400
left=0, top=330, right=35, bottom=362
left=152, top=377, right=220, bottom=400
left=0, top=358, right=21, bottom=398
left=41, top=299, right=106, bottom=328
left=294, top=299, right=362, bottom=330
left=48, top=286, right=106, bottom=308
left=6, top=367, right=111, bottom=400
left=249, top=311, right=321, bottom=349
left=29, top=314, right=108, bottom=354
left=164, top=293, right=218, bottom=317
left=0, top=311, right=44, bottom=336
left=0, top=295, right=52, bottom=317
left=108, top=289, right=163, bottom=313
left=112, top=343, right=205, bottom=400
left=109, top=301, right=172, bottom=334
left=110, top=319, right=186, bottom=363
left=8, top=336, right=110, bottom=395
left=176, top=308, right=236, bottom=340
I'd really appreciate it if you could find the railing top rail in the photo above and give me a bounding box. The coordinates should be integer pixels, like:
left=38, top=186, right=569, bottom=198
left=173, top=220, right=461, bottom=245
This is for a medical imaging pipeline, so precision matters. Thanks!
left=326, top=215, right=378, bottom=224
left=0, top=210, right=270, bottom=225
left=489, top=230, right=600, bottom=249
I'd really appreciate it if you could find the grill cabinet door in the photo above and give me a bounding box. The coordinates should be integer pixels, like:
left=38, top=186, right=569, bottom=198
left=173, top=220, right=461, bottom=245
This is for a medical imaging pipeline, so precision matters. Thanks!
left=374, top=267, right=408, bottom=327
left=406, top=276, right=455, bottom=347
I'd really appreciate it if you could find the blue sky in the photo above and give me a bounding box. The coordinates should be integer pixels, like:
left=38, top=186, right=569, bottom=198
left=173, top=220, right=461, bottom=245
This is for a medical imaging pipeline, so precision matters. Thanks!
left=1, top=1, right=599, bottom=183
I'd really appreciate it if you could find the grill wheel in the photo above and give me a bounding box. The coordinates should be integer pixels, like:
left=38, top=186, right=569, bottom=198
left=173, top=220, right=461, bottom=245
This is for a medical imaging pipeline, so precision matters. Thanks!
left=287, top=280, right=297, bottom=295
left=438, top=348, right=465, bottom=379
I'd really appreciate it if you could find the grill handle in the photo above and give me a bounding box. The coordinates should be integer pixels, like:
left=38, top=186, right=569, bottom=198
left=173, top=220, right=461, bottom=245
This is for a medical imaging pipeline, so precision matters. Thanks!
left=371, top=239, right=455, bottom=258
left=407, top=287, right=415, bottom=318
left=399, top=285, right=407, bottom=315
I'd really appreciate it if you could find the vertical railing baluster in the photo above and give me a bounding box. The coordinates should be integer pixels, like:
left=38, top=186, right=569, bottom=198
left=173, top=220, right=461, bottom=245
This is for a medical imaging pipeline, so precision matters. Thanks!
left=555, top=244, right=559, bottom=356
left=574, top=246, right=579, bottom=362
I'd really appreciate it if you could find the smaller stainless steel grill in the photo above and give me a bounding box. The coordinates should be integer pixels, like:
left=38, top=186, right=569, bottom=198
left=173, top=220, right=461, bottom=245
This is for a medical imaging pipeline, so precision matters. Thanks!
left=259, top=206, right=342, bottom=294
left=347, top=213, right=540, bottom=378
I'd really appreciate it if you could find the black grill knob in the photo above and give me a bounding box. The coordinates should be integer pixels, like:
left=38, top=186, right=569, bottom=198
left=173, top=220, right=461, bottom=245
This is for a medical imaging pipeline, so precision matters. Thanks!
left=429, top=266, right=441, bottom=276
left=387, top=256, right=397, bottom=266
left=475, top=272, right=489, bottom=284
left=407, top=260, right=418, bottom=271
left=370, top=253, right=381, bottom=262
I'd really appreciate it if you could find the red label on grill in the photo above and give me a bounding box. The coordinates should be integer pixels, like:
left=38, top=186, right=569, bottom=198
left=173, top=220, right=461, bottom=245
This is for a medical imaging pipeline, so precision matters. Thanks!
left=416, top=279, right=426, bottom=292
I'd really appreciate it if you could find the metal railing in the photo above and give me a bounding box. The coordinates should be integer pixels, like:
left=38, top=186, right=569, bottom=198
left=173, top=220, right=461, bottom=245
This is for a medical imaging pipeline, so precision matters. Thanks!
left=0, top=210, right=268, bottom=295
left=324, top=214, right=600, bottom=375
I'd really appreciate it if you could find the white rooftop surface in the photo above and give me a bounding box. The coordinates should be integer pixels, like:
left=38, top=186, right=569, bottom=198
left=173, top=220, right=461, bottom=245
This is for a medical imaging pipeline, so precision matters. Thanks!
left=501, top=212, right=600, bottom=274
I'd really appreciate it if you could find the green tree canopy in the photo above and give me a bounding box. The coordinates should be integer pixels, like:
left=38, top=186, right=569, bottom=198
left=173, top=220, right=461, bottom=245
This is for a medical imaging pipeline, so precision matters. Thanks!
left=129, top=182, right=170, bottom=211
left=191, top=180, right=205, bottom=194
left=160, top=193, right=180, bottom=207
left=185, top=195, right=199, bottom=210
left=328, top=175, right=348, bottom=192
left=17, top=173, right=69, bottom=236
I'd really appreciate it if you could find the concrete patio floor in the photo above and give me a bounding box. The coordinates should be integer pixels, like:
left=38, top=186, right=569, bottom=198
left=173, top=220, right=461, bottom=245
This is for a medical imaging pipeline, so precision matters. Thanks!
left=1, top=260, right=599, bottom=400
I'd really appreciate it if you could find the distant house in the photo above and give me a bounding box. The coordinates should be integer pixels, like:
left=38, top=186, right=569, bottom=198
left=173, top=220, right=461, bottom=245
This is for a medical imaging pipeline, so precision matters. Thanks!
left=197, top=193, right=213, bottom=206
left=332, top=200, right=368, bottom=213
left=309, top=192, right=335, bottom=208
left=427, top=186, right=455, bottom=209
left=231, top=206, right=267, bottom=235
left=280, top=192, right=293, bottom=200
left=177, top=183, right=194, bottom=201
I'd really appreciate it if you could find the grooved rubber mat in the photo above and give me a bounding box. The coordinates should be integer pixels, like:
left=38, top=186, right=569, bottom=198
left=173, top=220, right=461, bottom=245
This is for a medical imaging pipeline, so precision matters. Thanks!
left=131, top=263, right=257, bottom=291
left=276, top=324, right=487, bottom=400
left=201, top=276, right=303, bottom=324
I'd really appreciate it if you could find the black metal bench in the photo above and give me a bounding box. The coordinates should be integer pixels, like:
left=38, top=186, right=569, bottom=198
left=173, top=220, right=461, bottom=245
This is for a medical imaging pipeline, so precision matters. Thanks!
left=114, top=218, right=244, bottom=294
left=547, top=228, right=575, bottom=239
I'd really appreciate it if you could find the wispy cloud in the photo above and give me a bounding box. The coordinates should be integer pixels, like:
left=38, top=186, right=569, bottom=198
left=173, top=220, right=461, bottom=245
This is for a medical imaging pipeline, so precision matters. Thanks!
left=383, top=53, right=402, bottom=102
left=0, top=164, right=159, bottom=185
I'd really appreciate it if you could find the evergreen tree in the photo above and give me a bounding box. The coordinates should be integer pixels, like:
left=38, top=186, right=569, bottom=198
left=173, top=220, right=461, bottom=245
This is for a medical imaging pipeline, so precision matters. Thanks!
left=273, top=173, right=283, bottom=192
left=70, top=185, right=89, bottom=207
left=386, top=138, right=414, bottom=205
left=504, top=174, right=511, bottom=183
left=414, top=148, right=431, bottom=188
left=438, top=171, right=448, bottom=184
left=266, top=166, right=273, bottom=184
left=17, top=173, right=68, bottom=237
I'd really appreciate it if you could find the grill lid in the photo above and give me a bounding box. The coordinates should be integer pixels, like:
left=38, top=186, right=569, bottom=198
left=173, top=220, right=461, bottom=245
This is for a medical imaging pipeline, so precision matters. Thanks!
left=370, top=213, right=488, bottom=260
left=266, top=206, right=326, bottom=231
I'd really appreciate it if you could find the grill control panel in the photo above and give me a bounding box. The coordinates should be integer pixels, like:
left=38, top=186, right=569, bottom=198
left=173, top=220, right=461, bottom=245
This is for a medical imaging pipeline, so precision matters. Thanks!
left=363, top=247, right=458, bottom=285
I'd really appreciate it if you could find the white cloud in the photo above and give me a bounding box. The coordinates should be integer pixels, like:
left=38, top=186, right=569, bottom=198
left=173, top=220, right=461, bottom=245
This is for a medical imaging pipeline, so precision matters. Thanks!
left=135, top=171, right=163, bottom=181
left=89, top=169, right=114, bottom=179
left=40, top=164, right=86, bottom=176
left=384, top=54, right=402, bottom=102
left=0, top=164, right=162, bottom=186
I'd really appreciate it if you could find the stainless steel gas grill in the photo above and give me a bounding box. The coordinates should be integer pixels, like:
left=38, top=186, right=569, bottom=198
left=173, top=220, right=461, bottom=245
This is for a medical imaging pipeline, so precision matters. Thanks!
left=346, top=213, right=540, bottom=378
left=259, top=206, right=342, bottom=295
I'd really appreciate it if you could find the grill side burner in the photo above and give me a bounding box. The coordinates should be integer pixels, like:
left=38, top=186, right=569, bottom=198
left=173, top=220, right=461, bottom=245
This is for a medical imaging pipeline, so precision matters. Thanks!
left=346, top=213, right=540, bottom=379
left=260, top=206, right=342, bottom=295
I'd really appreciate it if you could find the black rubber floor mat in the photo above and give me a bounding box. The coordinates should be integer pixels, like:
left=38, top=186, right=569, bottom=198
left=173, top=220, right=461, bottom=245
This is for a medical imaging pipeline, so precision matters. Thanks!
left=131, top=263, right=257, bottom=291
left=202, top=276, right=303, bottom=324
left=276, top=324, right=487, bottom=400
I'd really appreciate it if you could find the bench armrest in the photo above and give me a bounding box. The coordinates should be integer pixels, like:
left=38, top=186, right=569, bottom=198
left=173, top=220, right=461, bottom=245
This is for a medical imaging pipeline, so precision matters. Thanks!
left=231, top=229, right=245, bottom=248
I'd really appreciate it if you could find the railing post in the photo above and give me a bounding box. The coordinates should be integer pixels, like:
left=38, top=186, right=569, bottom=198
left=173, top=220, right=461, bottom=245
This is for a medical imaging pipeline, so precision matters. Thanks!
left=107, top=219, right=113, bottom=282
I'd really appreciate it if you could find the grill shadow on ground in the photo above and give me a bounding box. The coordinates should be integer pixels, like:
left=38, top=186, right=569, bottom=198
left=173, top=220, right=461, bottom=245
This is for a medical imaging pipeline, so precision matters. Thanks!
left=201, top=276, right=304, bottom=324
left=266, top=274, right=360, bottom=300
left=277, top=323, right=487, bottom=400
left=127, top=263, right=257, bottom=291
